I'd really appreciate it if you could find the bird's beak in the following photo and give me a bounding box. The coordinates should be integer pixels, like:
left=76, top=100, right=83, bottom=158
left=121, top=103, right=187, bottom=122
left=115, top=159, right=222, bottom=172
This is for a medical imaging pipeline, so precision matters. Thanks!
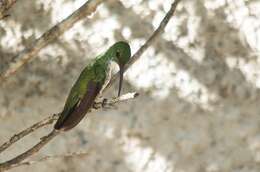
left=118, top=64, right=124, bottom=97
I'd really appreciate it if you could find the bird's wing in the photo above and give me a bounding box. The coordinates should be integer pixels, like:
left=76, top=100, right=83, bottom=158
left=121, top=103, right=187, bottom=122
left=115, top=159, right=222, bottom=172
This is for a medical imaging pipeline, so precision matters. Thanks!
left=54, top=80, right=101, bottom=131
left=54, top=67, right=90, bottom=130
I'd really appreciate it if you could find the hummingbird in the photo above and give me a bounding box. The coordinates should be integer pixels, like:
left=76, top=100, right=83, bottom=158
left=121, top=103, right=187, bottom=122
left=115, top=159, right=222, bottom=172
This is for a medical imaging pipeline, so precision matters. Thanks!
left=54, top=41, right=131, bottom=131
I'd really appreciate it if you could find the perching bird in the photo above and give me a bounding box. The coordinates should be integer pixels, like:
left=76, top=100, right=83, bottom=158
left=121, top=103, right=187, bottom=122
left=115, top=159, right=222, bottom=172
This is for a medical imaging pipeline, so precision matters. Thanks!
left=54, top=41, right=131, bottom=131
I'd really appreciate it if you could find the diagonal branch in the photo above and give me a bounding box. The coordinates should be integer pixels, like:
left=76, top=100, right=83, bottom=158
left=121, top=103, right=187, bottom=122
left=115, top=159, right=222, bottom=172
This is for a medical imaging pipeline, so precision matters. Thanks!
left=106, top=0, right=182, bottom=89
left=8, top=150, right=92, bottom=169
left=0, top=0, right=106, bottom=83
left=0, top=114, right=59, bottom=154
left=0, top=130, right=59, bottom=171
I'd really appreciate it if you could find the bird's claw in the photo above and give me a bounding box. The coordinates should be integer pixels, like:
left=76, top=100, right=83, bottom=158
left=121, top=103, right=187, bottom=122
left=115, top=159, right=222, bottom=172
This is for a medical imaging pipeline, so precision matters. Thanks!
left=102, top=98, right=115, bottom=110
left=92, top=102, right=100, bottom=109
left=102, top=98, right=108, bottom=107
left=93, top=98, right=114, bottom=110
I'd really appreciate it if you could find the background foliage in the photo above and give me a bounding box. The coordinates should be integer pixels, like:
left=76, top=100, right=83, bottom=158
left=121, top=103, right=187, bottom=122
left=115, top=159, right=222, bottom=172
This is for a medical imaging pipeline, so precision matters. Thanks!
left=1, top=0, right=260, bottom=171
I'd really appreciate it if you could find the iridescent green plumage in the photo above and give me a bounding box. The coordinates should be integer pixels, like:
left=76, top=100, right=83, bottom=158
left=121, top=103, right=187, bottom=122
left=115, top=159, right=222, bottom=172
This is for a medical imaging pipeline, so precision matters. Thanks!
left=54, top=41, right=131, bottom=131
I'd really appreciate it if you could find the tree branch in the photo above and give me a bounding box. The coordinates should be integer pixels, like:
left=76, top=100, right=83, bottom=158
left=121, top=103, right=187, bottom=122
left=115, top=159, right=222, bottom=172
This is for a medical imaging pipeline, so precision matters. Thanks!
left=0, top=0, right=17, bottom=19
left=8, top=150, right=92, bottom=169
left=106, top=0, right=182, bottom=89
left=0, top=114, right=59, bottom=154
left=0, top=130, right=59, bottom=171
left=0, top=0, right=106, bottom=83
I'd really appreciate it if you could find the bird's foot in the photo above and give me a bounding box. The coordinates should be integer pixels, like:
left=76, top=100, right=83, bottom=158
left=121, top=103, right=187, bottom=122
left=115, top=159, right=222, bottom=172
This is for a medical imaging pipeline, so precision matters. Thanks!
left=93, top=98, right=114, bottom=110
left=102, top=98, right=108, bottom=107
left=92, top=102, right=100, bottom=109
left=102, top=98, right=115, bottom=110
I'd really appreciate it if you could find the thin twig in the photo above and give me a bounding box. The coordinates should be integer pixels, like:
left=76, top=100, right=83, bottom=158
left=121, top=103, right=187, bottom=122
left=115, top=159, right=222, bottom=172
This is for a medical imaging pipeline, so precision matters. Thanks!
left=0, top=92, right=138, bottom=154
left=0, top=0, right=106, bottom=83
left=94, top=92, right=139, bottom=107
left=0, top=114, right=59, bottom=154
left=0, top=130, right=59, bottom=171
left=9, top=150, right=92, bottom=169
left=106, top=0, right=182, bottom=89
left=0, top=0, right=17, bottom=19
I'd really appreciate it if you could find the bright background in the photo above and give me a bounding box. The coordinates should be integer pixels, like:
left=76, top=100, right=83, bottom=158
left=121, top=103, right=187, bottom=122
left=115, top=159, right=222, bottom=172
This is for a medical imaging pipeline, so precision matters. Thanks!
left=1, top=0, right=260, bottom=171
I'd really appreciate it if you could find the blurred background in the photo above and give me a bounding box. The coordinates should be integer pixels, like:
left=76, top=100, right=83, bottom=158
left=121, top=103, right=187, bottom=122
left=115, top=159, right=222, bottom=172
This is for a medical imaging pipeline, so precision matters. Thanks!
left=1, top=0, right=260, bottom=171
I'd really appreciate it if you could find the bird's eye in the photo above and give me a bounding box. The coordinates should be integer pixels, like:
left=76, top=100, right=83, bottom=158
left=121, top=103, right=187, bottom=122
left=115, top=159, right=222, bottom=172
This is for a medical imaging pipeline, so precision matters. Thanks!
left=116, top=50, right=120, bottom=58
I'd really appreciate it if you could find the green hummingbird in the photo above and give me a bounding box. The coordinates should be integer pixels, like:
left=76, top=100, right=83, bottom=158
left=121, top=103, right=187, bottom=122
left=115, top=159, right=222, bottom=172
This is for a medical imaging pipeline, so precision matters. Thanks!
left=54, top=41, right=131, bottom=131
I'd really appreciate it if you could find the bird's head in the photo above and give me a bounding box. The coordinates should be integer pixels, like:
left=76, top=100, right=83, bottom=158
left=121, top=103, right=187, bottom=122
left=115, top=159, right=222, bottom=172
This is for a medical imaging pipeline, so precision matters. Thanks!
left=106, top=41, right=131, bottom=97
